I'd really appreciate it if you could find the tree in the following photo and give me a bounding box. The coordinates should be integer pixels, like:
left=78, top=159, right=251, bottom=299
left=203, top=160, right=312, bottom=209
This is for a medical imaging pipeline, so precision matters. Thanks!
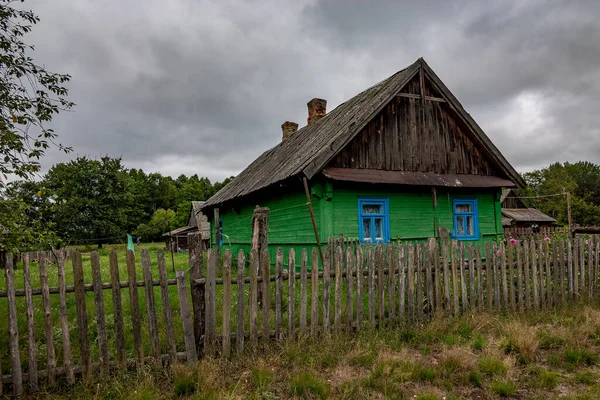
left=0, top=0, right=74, bottom=185
left=134, top=208, right=175, bottom=242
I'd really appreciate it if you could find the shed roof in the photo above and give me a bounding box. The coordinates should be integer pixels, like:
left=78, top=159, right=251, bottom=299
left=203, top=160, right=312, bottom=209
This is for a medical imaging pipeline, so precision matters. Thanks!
left=203, top=58, right=525, bottom=209
left=502, top=208, right=557, bottom=223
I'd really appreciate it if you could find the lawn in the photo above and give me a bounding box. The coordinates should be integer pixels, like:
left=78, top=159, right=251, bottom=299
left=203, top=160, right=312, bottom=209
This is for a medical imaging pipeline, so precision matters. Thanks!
left=31, top=302, right=600, bottom=399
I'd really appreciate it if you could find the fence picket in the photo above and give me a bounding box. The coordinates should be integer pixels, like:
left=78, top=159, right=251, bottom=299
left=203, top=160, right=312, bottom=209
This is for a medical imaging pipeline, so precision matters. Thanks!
left=416, top=244, right=424, bottom=320
left=58, top=252, right=74, bottom=382
left=434, top=241, right=442, bottom=312
left=335, top=246, right=343, bottom=332
left=22, top=254, right=38, bottom=393
left=368, top=247, right=376, bottom=327
left=559, top=240, right=566, bottom=303
left=516, top=244, right=524, bottom=312
left=579, top=238, right=585, bottom=299
left=323, top=247, right=331, bottom=334
left=485, top=243, right=492, bottom=311
left=262, top=248, right=272, bottom=340
left=426, top=241, right=434, bottom=314
left=468, top=245, right=475, bottom=312
left=476, top=248, right=483, bottom=312
left=223, top=250, right=232, bottom=359
left=500, top=243, right=509, bottom=310
left=398, top=244, right=407, bottom=318
left=157, top=249, right=177, bottom=365
left=311, top=248, right=319, bottom=335
left=376, top=244, right=385, bottom=324
left=141, top=250, right=160, bottom=365
left=539, top=240, right=546, bottom=308
left=276, top=248, right=283, bottom=340
left=408, top=244, right=416, bottom=319
left=545, top=241, right=552, bottom=307
left=531, top=240, right=539, bottom=309
left=588, top=239, right=594, bottom=300
left=356, top=246, right=364, bottom=329
left=176, top=270, right=197, bottom=364
left=189, top=234, right=205, bottom=351
left=573, top=239, right=579, bottom=299
left=5, top=254, right=23, bottom=396
left=205, top=249, right=217, bottom=355
left=40, top=257, right=57, bottom=385
left=523, top=241, right=531, bottom=309
left=347, top=246, right=354, bottom=331
left=249, top=249, right=259, bottom=346
left=92, top=252, right=110, bottom=375
left=507, top=243, right=515, bottom=311
left=300, top=249, right=308, bottom=332
left=109, top=251, right=126, bottom=370
left=237, top=250, right=246, bottom=352
left=74, top=251, right=92, bottom=378
left=288, top=248, right=296, bottom=337
left=443, top=242, right=451, bottom=314
left=387, top=244, right=395, bottom=321
left=451, top=242, right=459, bottom=316
left=458, top=243, right=467, bottom=312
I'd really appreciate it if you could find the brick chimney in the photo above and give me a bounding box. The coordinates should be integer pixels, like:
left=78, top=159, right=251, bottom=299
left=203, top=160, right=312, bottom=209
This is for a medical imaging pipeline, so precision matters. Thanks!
left=307, top=98, right=327, bottom=125
left=281, top=121, right=299, bottom=141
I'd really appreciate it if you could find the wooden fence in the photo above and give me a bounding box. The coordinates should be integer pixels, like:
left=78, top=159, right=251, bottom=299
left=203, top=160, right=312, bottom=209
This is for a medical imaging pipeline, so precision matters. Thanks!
left=1, top=236, right=600, bottom=395
left=503, top=226, right=567, bottom=238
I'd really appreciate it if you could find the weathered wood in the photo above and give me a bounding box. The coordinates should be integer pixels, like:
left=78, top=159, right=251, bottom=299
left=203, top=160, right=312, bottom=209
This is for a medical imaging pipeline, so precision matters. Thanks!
left=468, top=245, right=476, bottom=312
left=407, top=244, right=416, bottom=319
left=236, top=250, right=246, bottom=352
left=5, top=254, right=23, bottom=396
left=516, top=244, right=524, bottom=312
left=368, top=246, right=376, bottom=326
left=214, top=207, right=221, bottom=256
left=425, top=240, right=434, bottom=314
left=493, top=243, right=501, bottom=310
left=126, top=250, right=144, bottom=370
left=476, top=248, right=484, bottom=312
left=500, top=243, right=509, bottom=310
left=73, top=251, right=92, bottom=379
left=311, top=248, right=319, bottom=335
left=567, top=240, right=574, bottom=301
left=300, top=249, right=308, bottom=332
left=559, top=240, right=566, bottom=303
left=434, top=240, right=442, bottom=311
left=262, top=248, right=272, bottom=340
left=507, top=243, right=516, bottom=311
left=539, top=240, right=545, bottom=307
left=22, top=254, right=38, bottom=393
left=288, top=248, right=296, bottom=338
left=275, top=248, right=283, bottom=339
left=588, top=238, right=594, bottom=300
left=523, top=240, right=531, bottom=309
left=530, top=240, right=539, bottom=308
left=485, top=243, right=492, bottom=310
left=573, top=239, right=579, bottom=299
left=323, top=247, right=331, bottom=333
left=553, top=242, right=559, bottom=305
left=451, top=242, right=459, bottom=316
left=57, top=252, right=74, bottom=382
left=188, top=233, right=205, bottom=352
left=91, top=252, right=110, bottom=376
left=157, top=249, right=177, bottom=365
left=443, top=242, right=451, bottom=313
left=458, top=243, right=468, bottom=312
left=545, top=241, right=552, bottom=307
left=140, top=250, right=160, bottom=365
left=387, top=244, right=396, bottom=320
left=376, top=244, right=386, bottom=323
left=595, top=239, right=599, bottom=299
left=205, top=249, right=217, bottom=355
left=356, top=245, right=364, bottom=328
left=416, top=244, right=424, bottom=320
left=398, top=244, right=407, bottom=318
left=222, top=250, right=232, bottom=359
left=346, top=246, right=354, bottom=331
left=334, top=246, right=343, bottom=332
left=176, top=270, right=198, bottom=364
left=39, top=257, right=57, bottom=385
left=579, top=238, right=585, bottom=299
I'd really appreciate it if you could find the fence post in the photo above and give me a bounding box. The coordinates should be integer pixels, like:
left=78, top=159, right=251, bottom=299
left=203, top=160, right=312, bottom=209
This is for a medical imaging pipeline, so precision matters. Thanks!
left=222, top=250, right=232, bottom=359
left=5, top=253, right=23, bottom=396
left=204, top=249, right=217, bottom=356
left=189, top=232, right=205, bottom=353
left=141, top=249, right=160, bottom=364
left=177, top=270, right=198, bottom=364
left=251, top=206, right=270, bottom=308
left=126, top=250, right=144, bottom=370
left=236, top=250, right=246, bottom=353
left=91, top=252, right=110, bottom=376
left=58, top=251, right=75, bottom=383
left=109, top=250, right=126, bottom=370
left=40, top=256, right=57, bottom=385
left=73, top=251, right=92, bottom=379
left=22, top=254, right=38, bottom=393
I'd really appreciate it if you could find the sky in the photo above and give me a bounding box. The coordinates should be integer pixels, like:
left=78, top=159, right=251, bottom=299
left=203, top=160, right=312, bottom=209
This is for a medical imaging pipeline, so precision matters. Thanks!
left=23, top=0, right=600, bottom=182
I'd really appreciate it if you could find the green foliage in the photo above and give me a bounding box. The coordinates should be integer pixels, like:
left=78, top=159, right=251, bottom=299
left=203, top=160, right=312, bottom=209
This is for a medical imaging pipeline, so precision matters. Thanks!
left=575, top=371, right=597, bottom=385
left=251, top=367, right=273, bottom=392
left=478, top=356, right=508, bottom=376
left=134, top=208, right=176, bottom=242
left=0, top=0, right=74, bottom=185
left=490, top=380, right=517, bottom=397
left=564, top=347, right=598, bottom=366
left=533, top=368, right=560, bottom=389
left=290, top=371, right=329, bottom=399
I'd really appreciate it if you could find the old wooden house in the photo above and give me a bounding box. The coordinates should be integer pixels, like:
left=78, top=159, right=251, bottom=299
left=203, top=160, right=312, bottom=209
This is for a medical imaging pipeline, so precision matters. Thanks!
left=163, top=201, right=210, bottom=250
left=501, top=189, right=556, bottom=231
left=201, top=58, right=525, bottom=262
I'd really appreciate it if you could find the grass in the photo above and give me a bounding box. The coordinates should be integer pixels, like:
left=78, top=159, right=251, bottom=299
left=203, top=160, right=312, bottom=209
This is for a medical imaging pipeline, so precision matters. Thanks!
left=23, top=302, right=600, bottom=399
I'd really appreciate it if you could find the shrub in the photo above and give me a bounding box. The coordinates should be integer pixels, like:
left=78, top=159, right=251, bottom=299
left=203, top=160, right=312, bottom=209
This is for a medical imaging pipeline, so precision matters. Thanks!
left=290, top=371, right=329, bottom=399
left=490, top=380, right=517, bottom=397
left=478, top=356, right=508, bottom=376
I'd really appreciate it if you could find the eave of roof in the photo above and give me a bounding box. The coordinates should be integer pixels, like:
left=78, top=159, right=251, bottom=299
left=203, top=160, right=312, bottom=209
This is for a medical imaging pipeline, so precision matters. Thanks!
left=502, top=208, right=557, bottom=223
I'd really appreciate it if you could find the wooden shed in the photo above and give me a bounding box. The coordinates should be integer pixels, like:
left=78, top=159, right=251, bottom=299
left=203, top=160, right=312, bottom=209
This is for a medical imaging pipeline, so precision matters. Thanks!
left=163, top=201, right=210, bottom=250
left=501, top=189, right=557, bottom=231
left=201, top=58, right=525, bottom=264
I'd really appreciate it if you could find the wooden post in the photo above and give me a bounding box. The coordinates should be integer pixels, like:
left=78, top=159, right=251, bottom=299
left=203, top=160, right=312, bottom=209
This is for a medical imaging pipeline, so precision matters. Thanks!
left=275, top=248, right=283, bottom=339
left=443, top=242, right=451, bottom=314
left=189, top=233, right=205, bottom=352
left=109, top=251, right=126, bottom=370
left=433, top=240, right=442, bottom=312
left=334, top=245, right=343, bottom=332
left=204, top=249, right=217, bottom=356
left=5, top=254, right=23, bottom=396
left=311, top=248, right=319, bottom=335
left=176, top=270, right=198, bottom=364
left=516, top=243, right=524, bottom=312
left=141, top=250, right=160, bottom=364
left=523, top=241, right=531, bottom=309
left=57, top=252, right=75, bottom=382
left=22, top=254, right=38, bottom=393
left=222, top=250, right=232, bottom=359
left=566, top=192, right=572, bottom=237
left=73, top=251, right=92, bottom=379
left=468, top=245, right=475, bottom=312
left=507, top=242, right=516, bottom=311
left=288, top=249, right=296, bottom=338
left=126, top=250, right=144, bottom=370
left=398, top=244, right=407, bottom=319
left=485, top=243, right=492, bottom=311
left=157, top=249, right=177, bottom=365
left=356, top=245, right=364, bottom=328
left=303, top=177, right=325, bottom=265
left=261, top=248, right=271, bottom=340
left=40, top=257, right=57, bottom=385
left=416, top=244, right=424, bottom=320
left=251, top=206, right=269, bottom=308
left=300, top=249, right=308, bottom=332
left=249, top=249, right=259, bottom=346
left=567, top=240, right=574, bottom=301
left=236, top=250, right=246, bottom=353
left=476, top=248, right=484, bottom=312
left=425, top=242, right=434, bottom=315
left=368, top=246, right=376, bottom=326
left=214, top=207, right=221, bottom=256
left=451, top=242, right=459, bottom=316
left=91, top=252, right=110, bottom=376
left=347, top=246, right=355, bottom=331
left=323, top=247, right=331, bottom=334
left=459, top=243, right=468, bottom=312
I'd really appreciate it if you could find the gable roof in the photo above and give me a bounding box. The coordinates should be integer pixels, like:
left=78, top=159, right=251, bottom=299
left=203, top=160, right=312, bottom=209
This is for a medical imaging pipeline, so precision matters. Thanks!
left=203, top=58, right=524, bottom=209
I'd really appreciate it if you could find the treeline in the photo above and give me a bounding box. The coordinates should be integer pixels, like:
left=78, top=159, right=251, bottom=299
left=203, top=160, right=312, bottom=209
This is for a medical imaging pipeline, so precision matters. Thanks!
left=0, top=156, right=232, bottom=251
left=522, top=161, right=600, bottom=226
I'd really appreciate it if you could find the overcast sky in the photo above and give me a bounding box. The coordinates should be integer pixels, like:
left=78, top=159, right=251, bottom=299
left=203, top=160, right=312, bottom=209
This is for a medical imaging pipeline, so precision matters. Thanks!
left=25, top=0, right=600, bottom=182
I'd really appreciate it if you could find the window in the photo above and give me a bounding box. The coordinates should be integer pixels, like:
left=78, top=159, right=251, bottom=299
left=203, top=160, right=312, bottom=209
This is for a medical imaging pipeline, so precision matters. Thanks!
left=453, top=199, right=478, bottom=240
left=358, top=198, right=390, bottom=244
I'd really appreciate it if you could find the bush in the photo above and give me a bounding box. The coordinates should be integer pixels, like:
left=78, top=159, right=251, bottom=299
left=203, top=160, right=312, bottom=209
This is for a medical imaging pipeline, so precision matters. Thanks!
left=290, top=371, right=329, bottom=399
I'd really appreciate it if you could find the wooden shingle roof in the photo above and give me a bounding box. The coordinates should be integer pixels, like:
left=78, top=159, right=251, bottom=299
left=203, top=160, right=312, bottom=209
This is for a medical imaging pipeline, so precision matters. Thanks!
left=203, top=58, right=524, bottom=209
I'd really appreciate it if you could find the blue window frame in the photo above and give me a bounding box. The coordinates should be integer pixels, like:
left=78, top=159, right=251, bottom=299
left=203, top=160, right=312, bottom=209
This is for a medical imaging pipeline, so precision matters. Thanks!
left=453, top=199, right=479, bottom=240
left=358, top=198, right=390, bottom=244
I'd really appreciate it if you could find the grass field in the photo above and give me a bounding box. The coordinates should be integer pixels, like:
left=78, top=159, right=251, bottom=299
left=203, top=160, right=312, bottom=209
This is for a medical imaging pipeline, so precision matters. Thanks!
left=27, top=302, right=600, bottom=399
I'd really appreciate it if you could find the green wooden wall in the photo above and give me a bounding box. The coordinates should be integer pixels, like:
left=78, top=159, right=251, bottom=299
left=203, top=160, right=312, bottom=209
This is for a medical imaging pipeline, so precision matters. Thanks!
left=212, top=179, right=503, bottom=266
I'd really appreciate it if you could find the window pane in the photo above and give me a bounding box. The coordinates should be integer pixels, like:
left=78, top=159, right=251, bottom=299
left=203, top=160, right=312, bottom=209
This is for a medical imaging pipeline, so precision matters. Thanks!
left=456, top=216, right=465, bottom=236
left=374, top=218, right=383, bottom=240
left=456, top=203, right=472, bottom=213
left=362, top=204, right=383, bottom=214
left=466, top=216, right=474, bottom=235
left=363, top=218, right=372, bottom=241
